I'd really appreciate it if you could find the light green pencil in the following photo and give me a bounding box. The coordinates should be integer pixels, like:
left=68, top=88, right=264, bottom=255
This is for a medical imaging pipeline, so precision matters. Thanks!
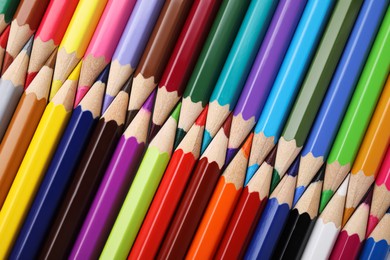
left=100, top=102, right=181, bottom=259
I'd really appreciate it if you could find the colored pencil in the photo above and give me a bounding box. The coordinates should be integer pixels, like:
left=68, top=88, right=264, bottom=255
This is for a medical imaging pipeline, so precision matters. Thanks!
left=245, top=157, right=299, bottom=259
left=360, top=207, right=390, bottom=260
left=329, top=189, right=373, bottom=260
left=301, top=174, right=350, bottom=260
left=0, top=0, right=20, bottom=34
left=104, top=0, right=164, bottom=112
left=9, top=66, right=106, bottom=259
left=71, top=89, right=154, bottom=260
left=271, top=0, right=364, bottom=192
left=130, top=106, right=207, bottom=259
left=273, top=166, right=324, bottom=260
left=0, top=51, right=56, bottom=208
left=149, top=0, right=222, bottom=140
left=0, top=37, right=32, bottom=142
left=2, top=0, right=50, bottom=74
left=75, top=0, right=137, bottom=106
left=26, top=0, right=79, bottom=87
left=187, top=133, right=253, bottom=259
left=126, top=0, right=194, bottom=124
left=226, top=0, right=307, bottom=164
left=0, top=25, right=10, bottom=71
left=201, top=0, right=278, bottom=153
left=216, top=146, right=276, bottom=259
left=0, top=63, right=80, bottom=259
left=100, top=103, right=181, bottom=260
left=296, top=0, right=388, bottom=205
left=175, top=0, right=250, bottom=147
left=158, top=114, right=232, bottom=259
left=367, top=147, right=390, bottom=236
left=50, top=0, right=108, bottom=100
left=247, top=0, right=335, bottom=183
left=321, top=7, right=390, bottom=210
left=342, top=78, right=390, bottom=225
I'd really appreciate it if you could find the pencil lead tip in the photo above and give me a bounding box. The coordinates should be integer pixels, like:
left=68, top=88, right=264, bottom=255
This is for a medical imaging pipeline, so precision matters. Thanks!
left=225, top=148, right=238, bottom=166
left=121, top=75, right=133, bottom=94
left=293, top=186, right=305, bottom=206
left=149, top=123, right=161, bottom=142
left=23, top=36, right=34, bottom=56
left=201, top=130, right=212, bottom=154
left=342, top=207, right=354, bottom=227
left=1, top=52, right=13, bottom=74
left=174, top=128, right=186, bottom=149
left=142, top=90, right=156, bottom=112
left=125, top=109, right=138, bottom=127
left=74, top=87, right=89, bottom=108
left=320, top=190, right=333, bottom=213
left=195, top=105, right=208, bottom=126
left=96, top=65, right=110, bottom=84
left=102, top=94, right=115, bottom=114
left=245, top=164, right=259, bottom=185
left=25, top=72, right=38, bottom=88
left=223, top=114, right=233, bottom=137
left=265, top=145, right=277, bottom=166
left=270, top=170, right=280, bottom=192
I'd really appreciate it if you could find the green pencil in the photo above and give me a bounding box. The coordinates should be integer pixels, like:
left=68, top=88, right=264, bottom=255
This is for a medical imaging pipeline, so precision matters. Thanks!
left=321, top=7, right=390, bottom=211
left=0, top=0, right=20, bottom=34
left=100, top=102, right=181, bottom=260
left=175, top=0, right=250, bottom=148
left=271, top=0, right=364, bottom=192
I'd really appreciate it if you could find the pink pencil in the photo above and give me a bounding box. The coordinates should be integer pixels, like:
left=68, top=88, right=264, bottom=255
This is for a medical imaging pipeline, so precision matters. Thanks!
left=75, top=0, right=137, bottom=106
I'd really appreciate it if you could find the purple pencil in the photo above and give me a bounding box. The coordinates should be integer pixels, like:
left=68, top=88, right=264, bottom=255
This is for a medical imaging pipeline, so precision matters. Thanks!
left=103, top=0, right=164, bottom=113
left=69, top=90, right=156, bottom=260
left=226, top=0, right=307, bottom=164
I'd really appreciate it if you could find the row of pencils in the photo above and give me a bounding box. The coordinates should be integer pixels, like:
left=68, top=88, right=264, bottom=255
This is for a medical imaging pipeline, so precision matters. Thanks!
left=0, top=0, right=389, bottom=259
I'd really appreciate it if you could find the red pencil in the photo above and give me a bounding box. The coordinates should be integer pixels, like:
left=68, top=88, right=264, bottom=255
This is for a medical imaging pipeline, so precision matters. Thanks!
left=158, top=113, right=232, bottom=259
left=0, top=25, right=10, bottom=72
left=329, top=188, right=373, bottom=260
left=129, top=106, right=208, bottom=259
left=149, top=0, right=222, bottom=140
left=215, top=146, right=277, bottom=259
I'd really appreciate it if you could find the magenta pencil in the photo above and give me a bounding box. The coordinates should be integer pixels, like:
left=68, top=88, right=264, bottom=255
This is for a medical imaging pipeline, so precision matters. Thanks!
left=75, top=0, right=137, bottom=106
left=227, top=0, right=307, bottom=164
left=69, top=91, right=155, bottom=260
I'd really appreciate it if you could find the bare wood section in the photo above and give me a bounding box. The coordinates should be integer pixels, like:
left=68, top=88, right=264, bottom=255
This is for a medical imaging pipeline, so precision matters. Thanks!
left=153, top=85, right=180, bottom=125
left=323, top=161, right=351, bottom=192
left=248, top=132, right=275, bottom=167
left=229, top=113, right=255, bottom=149
left=248, top=161, right=273, bottom=200
left=149, top=116, right=177, bottom=155
left=128, top=73, right=156, bottom=111
left=3, top=48, right=29, bottom=85
left=79, top=81, right=105, bottom=118
left=102, top=90, right=129, bottom=125
left=51, top=77, right=77, bottom=111
left=223, top=149, right=248, bottom=190
left=178, top=96, right=203, bottom=132
left=206, top=100, right=230, bottom=138
left=123, top=108, right=151, bottom=142
left=177, top=124, right=203, bottom=157
left=298, top=152, right=324, bottom=187
left=370, top=212, right=390, bottom=242
left=53, top=47, right=81, bottom=83
left=345, top=170, right=375, bottom=210
left=79, top=54, right=108, bottom=88
left=370, top=184, right=390, bottom=219
left=25, top=66, right=53, bottom=100
left=106, top=59, right=134, bottom=97
left=6, top=21, right=33, bottom=58
left=28, top=37, right=56, bottom=73
left=296, top=181, right=322, bottom=219
left=275, top=137, right=302, bottom=177
left=201, top=126, right=228, bottom=169
left=343, top=202, right=369, bottom=241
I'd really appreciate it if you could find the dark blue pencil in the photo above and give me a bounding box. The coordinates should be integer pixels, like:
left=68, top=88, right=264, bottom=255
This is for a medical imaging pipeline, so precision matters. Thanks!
left=245, top=157, right=299, bottom=259
left=9, top=66, right=109, bottom=259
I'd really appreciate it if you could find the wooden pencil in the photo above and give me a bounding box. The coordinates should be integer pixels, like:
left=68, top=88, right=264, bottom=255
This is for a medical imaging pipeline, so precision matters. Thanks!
left=273, top=166, right=324, bottom=260
left=126, top=0, right=193, bottom=124
left=201, top=0, right=277, bottom=153
left=187, top=133, right=253, bottom=259
left=342, top=78, right=390, bottom=225
left=245, top=157, right=299, bottom=259
left=100, top=103, right=181, bottom=260
left=247, top=0, right=334, bottom=184
left=26, top=0, right=79, bottom=87
left=360, top=207, right=390, bottom=260
left=226, top=0, right=306, bottom=164
left=271, top=0, right=364, bottom=193
left=130, top=106, right=207, bottom=259
left=71, top=89, right=154, bottom=260
left=75, top=0, right=136, bottom=106
left=367, top=147, right=390, bottom=236
left=216, top=146, right=276, bottom=259
left=0, top=25, right=10, bottom=71
left=0, top=36, right=32, bottom=142
left=9, top=66, right=106, bottom=259
left=149, top=0, right=222, bottom=140
left=158, top=114, right=232, bottom=259
left=2, top=0, right=49, bottom=74
left=175, top=0, right=250, bottom=147
left=50, top=0, right=108, bottom=100
left=104, top=0, right=164, bottom=112
left=301, top=174, right=350, bottom=260
left=329, top=189, right=372, bottom=260
left=321, top=7, right=390, bottom=210
left=0, top=50, right=56, bottom=208
left=0, top=0, right=20, bottom=34
left=0, top=63, right=80, bottom=259
left=296, top=0, right=388, bottom=205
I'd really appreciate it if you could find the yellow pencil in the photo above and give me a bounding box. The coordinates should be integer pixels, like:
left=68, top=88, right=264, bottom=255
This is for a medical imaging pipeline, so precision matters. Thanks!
left=0, top=62, right=81, bottom=259
left=50, top=0, right=107, bottom=100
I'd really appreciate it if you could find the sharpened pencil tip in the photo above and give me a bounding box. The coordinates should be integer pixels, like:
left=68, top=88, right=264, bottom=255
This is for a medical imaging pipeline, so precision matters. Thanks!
left=342, top=207, right=354, bottom=227
left=320, top=190, right=333, bottom=213
left=245, top=164, right=259, bottom=185
left=174, top=128, right=186, bottom=149
left=126, top=109, right=138, bottom=127
left=225, top=148, right=238, bottom=166
left=201, top=130, right=212, bottom=154
left=97, top=65, right=110, bottom=84
left=195, top=105, right=208, bottom=126
left=25, top=72, right=38, bottom=88
left=74, top=87, right=89, bottom=108
left=366, top=215, right=379, bottom=237
left=149, top=123, right=161, bottom=142
left=293, top=186, right=305, bottom=206
left=102, top=94, right=115, bottom=114
left=270, top=170, right=280, bottom=192
left=2, top=52, right=13, bottom=74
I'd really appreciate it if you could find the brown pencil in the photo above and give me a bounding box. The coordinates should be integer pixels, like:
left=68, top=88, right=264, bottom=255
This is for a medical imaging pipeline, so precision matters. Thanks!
left=0, top=50, right=56, bottom=208
left=2, top=0, right=50, bottom=74
left=126, top=0, right=194, bottom=124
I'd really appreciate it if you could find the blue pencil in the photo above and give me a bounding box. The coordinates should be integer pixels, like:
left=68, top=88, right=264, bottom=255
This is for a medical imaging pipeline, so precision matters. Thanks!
left=244, top=157, right=299, bottom=259
left=246, top=0, right=335, bottom=184
left=359, top=207, right=390, bottom=260
left=294, top=0, right=389, bottom=205
left=201, top=0, right=278, bottom=153
left=9, top=67, right=109, bottom=259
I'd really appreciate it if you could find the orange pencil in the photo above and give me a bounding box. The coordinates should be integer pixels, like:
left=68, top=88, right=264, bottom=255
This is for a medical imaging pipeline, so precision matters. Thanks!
left=186, top=133, right=253, bottom=259
left=343, top=77, right=390, bottom=225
